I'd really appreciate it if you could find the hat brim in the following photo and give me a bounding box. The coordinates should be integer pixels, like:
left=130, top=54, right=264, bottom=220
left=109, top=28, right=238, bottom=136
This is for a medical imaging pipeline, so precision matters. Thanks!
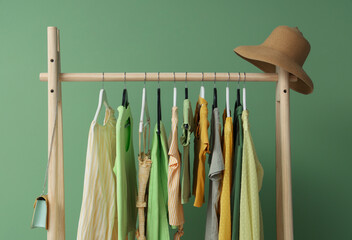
left=234, top=45, right=313, bottom=94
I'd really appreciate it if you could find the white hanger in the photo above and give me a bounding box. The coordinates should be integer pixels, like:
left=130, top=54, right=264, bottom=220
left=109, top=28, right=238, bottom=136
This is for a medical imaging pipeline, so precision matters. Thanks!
left=226, top=72, right=230, bottom=117
left=139, top=73, right=150, bottom=133
left=200, top=72, right=205, bottom=98
left=243, top=72, right=247, bottom=110
left=93, top=73, right=109, bottom=123
left=173, top=72, right=177, bottom=107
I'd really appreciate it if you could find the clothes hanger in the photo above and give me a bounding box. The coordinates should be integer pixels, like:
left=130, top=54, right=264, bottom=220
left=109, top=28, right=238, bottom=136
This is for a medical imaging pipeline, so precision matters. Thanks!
left=139, top=72, right=151, bottom=152
left=243, top=72, right=247, bottom=110
left=93, top=72, right=109, bottom=123
left=184, top=72, right=189, bottom=131
left=173, top=72, right=177, bottom=107
left=185, top=72, right=188, bottom=99
left=157, top=72, right=161, bottom=135
left=212, top=72, right=217, bottom=110
left=226, top=72, right=230, bottom=117
left=199, top=72, right=205, bottom=98
left=122, top=72, right=129, bottom=108
left=235, top=72, right=242, bottom=108
left=139, top=72, right=150, bottom=133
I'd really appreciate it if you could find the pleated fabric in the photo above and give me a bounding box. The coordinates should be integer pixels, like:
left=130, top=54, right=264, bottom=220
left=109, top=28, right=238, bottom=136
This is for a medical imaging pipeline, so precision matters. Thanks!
left=77, top=107, right=118, bottom=240
left=239, top=110, right=264, bottom=240
left=147, top=122, right=170, bottom=240
left=168, top=107, right=185, bottom=238
left=219, top=114, right=233, bottom=240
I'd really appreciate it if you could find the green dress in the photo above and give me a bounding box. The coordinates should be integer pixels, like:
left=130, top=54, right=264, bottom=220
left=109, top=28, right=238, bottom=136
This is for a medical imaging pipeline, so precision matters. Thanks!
left=113, top=105, right=137, bottom=240
left=147, top=122, right=170, bottom=240
left=231, top=104, right=243, bottom=240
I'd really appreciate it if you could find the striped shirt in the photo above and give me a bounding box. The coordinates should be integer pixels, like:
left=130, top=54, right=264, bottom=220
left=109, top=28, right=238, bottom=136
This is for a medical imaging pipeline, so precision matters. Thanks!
left=168, top=107, right=185, bottom=237
left=77, top=107, right=118, bottom=240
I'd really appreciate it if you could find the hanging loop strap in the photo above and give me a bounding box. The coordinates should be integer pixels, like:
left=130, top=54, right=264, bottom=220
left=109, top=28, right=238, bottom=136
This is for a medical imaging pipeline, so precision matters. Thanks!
left=185, top=72, right=188, bottom=88
left=238, top=72, right=241, bottom=88
left=214, top=72, right=216, bottom=87
left=124, top=72, right=127, bottom=89
left=102, top=72, right=105, bottom=89
left=227, top=72, right=230, bottom=87
left=244, top=72, right=246, bottom=87
left=157, top=72, right=160, bottom=88
left=173, top=72, right=176, bottom=87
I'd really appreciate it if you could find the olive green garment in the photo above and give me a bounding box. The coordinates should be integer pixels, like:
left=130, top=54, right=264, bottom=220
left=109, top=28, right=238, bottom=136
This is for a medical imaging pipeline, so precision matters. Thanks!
left=180, top=99, right=194, bottom=204
left=239, top=110, right=264, bottom=240
left=113, top=105, right=137, bottom=240
left=205, top=107, right=224, bottom=240
left=147, top=122, right=170, bottom=240
left=231, top=104, right=243, bottom=240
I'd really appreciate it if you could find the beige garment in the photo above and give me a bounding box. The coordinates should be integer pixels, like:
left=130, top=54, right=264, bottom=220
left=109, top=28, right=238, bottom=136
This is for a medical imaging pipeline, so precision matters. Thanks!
left=77, top=107, right=118, bottom=240
left=136, top=111, right=152, bottom=240
left=168, top=107, right=185, bottom=238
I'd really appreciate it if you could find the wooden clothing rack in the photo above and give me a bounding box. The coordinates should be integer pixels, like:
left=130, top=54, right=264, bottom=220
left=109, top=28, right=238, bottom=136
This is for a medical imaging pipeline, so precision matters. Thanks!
left=40, top=26, right=300, bottom=240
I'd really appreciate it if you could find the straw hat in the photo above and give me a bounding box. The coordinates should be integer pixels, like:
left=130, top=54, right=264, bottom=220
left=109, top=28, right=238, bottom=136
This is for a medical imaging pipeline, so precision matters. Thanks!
left=234, top=26, right=313, bottom=94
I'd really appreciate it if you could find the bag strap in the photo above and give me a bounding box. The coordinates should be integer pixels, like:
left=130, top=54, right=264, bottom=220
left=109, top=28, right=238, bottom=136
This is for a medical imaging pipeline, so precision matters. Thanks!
left=41, top=91, right=58, bottom=195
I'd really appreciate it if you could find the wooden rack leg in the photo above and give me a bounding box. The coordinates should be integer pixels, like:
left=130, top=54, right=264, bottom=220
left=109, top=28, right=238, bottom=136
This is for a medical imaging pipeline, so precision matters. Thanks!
left=47, top=26, right=65, bottom=240
left=275, top=77, right=283, bottom=240
left=276, top=66, right=294, bottom=240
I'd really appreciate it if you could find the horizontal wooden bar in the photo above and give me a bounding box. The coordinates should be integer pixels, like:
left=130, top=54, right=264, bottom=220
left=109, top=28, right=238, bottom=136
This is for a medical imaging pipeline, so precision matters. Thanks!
left=40, top=72, right=298, bottom=82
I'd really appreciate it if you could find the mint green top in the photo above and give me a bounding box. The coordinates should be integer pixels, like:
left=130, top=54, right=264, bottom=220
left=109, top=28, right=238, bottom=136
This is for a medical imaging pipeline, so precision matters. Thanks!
left=147, top=122, right=170, bottom=240
left=113, top=105, right=137, bottom=240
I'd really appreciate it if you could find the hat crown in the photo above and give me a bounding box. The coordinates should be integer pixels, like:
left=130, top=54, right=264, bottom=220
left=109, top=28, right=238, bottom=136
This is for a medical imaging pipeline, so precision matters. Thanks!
left=262, top=26, right=310, bottom=66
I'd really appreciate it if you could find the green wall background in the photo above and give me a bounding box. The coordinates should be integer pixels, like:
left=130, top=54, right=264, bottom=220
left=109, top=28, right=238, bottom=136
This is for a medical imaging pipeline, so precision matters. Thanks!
left=1, top=0, right=351, bottom=239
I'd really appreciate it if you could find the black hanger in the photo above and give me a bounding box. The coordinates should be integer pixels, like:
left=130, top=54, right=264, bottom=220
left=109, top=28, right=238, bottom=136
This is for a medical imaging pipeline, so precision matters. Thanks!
left=121, top=73, right=129, bottom=108
left=122, top=88, right=129, bottom=108
left=157, top=88, right=161, bottom=134
left=185, top=72, right=188, bottom=99
left=212, top=87, right=217, bottom=110
left=212, top=73, right=217, bottom=110
left=234, top=73, right=242, bottom=109
left=236, top=88, right=241, bottom=107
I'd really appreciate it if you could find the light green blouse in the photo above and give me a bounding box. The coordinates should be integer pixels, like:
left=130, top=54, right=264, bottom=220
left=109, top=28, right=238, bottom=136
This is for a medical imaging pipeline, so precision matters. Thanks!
left=113, top=105, right=137, bottom=240
left=147, top=122, right=170, bottom=240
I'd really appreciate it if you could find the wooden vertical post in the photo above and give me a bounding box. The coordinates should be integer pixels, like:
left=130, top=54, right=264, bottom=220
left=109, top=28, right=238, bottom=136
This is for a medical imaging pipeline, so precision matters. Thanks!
left=275, top=74, right=283, bottom=240
left=47, top=26, right=65, bottom=240
left=276, top=66, right=294, bottom=240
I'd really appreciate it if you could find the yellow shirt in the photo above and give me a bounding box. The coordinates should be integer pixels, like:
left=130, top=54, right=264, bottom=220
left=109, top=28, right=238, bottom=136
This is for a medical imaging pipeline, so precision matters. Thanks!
left=219, top=115, right=233, bottom=240
left=239, top=110, right=264, bottom=240
left=192, top=96, right=210, bottom=208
